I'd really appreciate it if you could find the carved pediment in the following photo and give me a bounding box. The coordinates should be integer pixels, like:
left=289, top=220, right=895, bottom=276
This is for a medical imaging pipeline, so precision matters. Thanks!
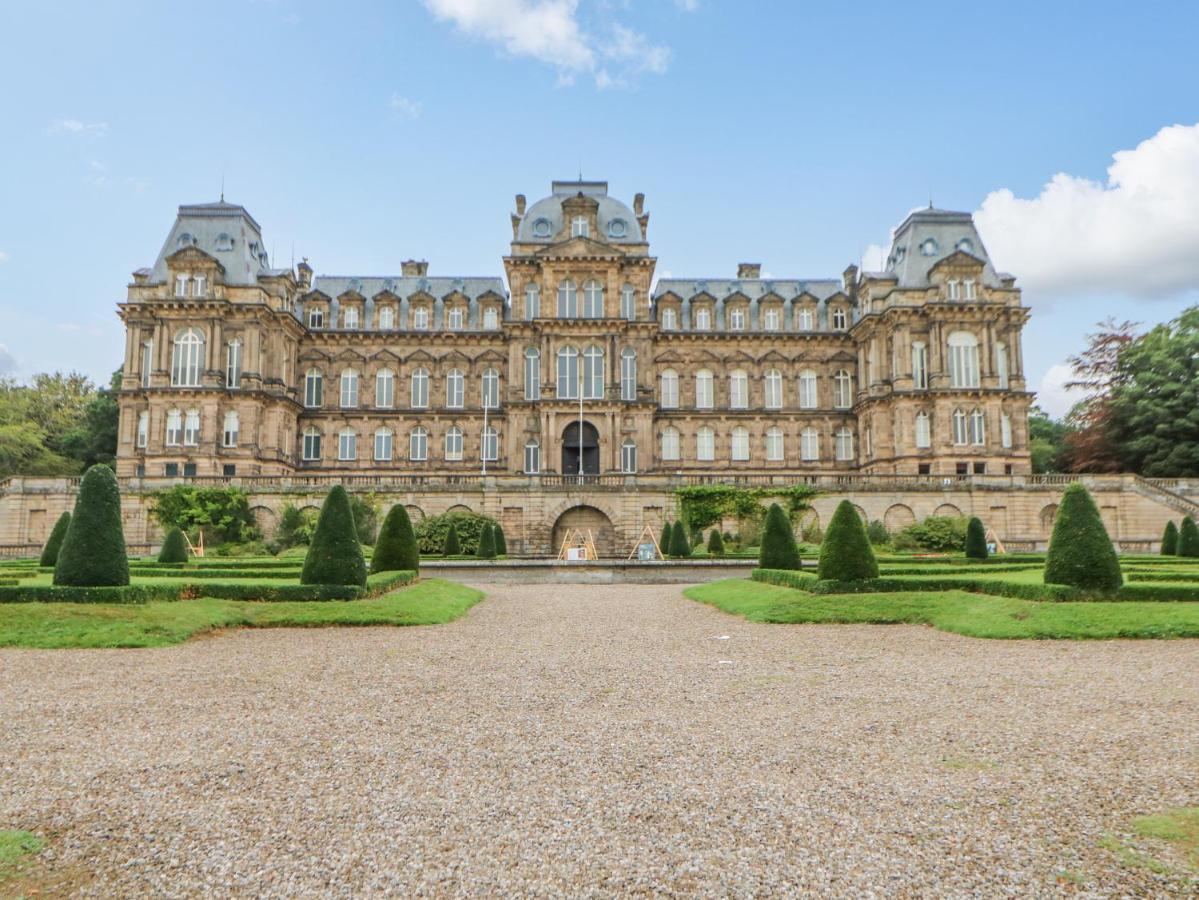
left=534, top=236, right=626, bottom=259
left=166, top=245, right=225, bottom=272
left=928, top=249, right=986, bottom=275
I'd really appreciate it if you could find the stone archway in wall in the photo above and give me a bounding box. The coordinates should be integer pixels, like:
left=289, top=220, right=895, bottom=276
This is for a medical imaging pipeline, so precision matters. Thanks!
left=1040, top=504, right=1059, bottom=536
left=935, top=503, right=963, bottom=518
left=405, top=505, right=424, bottom=522
left=884, top=504, right=916, bottom=533
left=550, top=504, right=618, bottom=558
left=446, top=504, right=473, bottom=515
left=561, top=421, right=600, bottom=476
left=251, top=505, right=278, bottom=538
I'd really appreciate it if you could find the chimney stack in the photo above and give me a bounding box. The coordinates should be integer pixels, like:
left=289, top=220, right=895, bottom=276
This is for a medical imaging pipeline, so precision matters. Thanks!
left=633, top=193, right=645, bottom=216
left=297, top=257, right=313, bottom=289
left=737, top=262, right=761, bottom=279
left=515, top=194, right=527, bottom=216
left=401, top=259, right=429, bottom=277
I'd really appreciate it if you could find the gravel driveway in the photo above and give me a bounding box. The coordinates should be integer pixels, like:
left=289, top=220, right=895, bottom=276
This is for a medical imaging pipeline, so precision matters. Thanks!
left=2, top=583, right=1197, bottom=897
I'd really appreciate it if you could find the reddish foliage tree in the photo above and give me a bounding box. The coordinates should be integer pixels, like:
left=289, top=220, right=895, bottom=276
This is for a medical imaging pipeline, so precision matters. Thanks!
left=1062, top=318, right=1139, bottom=473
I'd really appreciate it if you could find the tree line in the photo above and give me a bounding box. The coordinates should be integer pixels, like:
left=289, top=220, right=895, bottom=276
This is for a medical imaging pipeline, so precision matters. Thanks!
left=0, top=369, right=121, bottom=478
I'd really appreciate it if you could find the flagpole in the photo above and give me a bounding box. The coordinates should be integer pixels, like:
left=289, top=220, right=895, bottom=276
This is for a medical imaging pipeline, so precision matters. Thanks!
left=577, top=359, right=584, bottom=479
left=481, top=388, right=489, bottom=477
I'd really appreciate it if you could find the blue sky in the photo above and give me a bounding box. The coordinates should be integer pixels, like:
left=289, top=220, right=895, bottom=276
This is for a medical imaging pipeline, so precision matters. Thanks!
left=2, top=0, right=1198, bottom=416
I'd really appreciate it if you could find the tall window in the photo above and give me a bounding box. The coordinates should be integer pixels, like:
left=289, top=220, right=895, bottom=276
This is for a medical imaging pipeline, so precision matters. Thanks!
left=222, top=411, right=239, bottom=447
left=832, top=308, right=848, bottom=330
left=964, top=278, right=977, bottom=300
left=225, top=340, right=242, bottom=388
left=557, top=347, right=579, bottom=399
left=340, top=369, right=359, bottom=408
left=729, top=370, right=748, bottom=409
left=445, top=426, right=463, bottom=461
left=175, top=275, right=188, bottom=297
left=947, top=279, right=961, bottom=300
left=557, top=280, right=578, bottom=318
left=525, top=283, right=540, bottom=320
left=448, top=307, right=464, bottom=330
left=620, top=348, right=637, bottom=401
left=766, top=426, right=784, bottom=461
left=833, top=370, right=853, bottom=409
left=482, top=427, right=499, bottom=462
left=911, top=341, right=928, bottom=389
left=915, top=411, right=931, bottom=448
left=952, top=409, right=968, bottom=445
left=731, top=427, right=749, bottom=461
left=660, top=308, right=677, bottom=330
left=171, top=328, right=205, bottom=387
left=141, top=340, right=153, bottom=388
left=765, top=369, right=783, bottom=409
left=376, top=369, right=395, bottom=408
left=797, top=308, right=814, bottom=331
left=166, top=409, right=182, bottom=446
left=582, top=345, right=604, bottom=399
left=621, top=440, right=637, bottom=473
left=798, top=370, right=818, bottom=409
left=374, top=428, right=393, bottom=461
left=660, top=369, right=679, bottom=408
left=661, top=427, right=680, bottom=461
left=378, top=306, right=394, bottom=330
left=696, top=427, right=715, bottom=461
left=411, top=368, right=429, bottom=408
left=307, top=308, right=324, bottom=328
left=582, top=280, right=603, bottom=318
left=571, top=215, right=588, bottom=238
left=524, top=441, right=540, bottom=474
left=620, top=284, right=635, bottom=320
left=801, top=427, right=820, bottom=461
left=136, top=411, right=149, bottom=448
left=304, top=369, right=323, bottom=407
left=694, top=307, right=711, bottom=331
left=409, top=427, right=428, bottom=461
left=302, top=427, right=322, bottom=460
left=338, top=428, right=357, bottom=461
left=413, top=307, right=430, bottom=330
left=763, top=308, right=780, bottom=331
left=184, top=409, right=200, bottom=446
left=835, top=428, right=854, bottom=461
left=446, top=369, right=465, bottom=408
left=482, top=368, right=500, bottom=409
left=1001, top=411, right=1013, bottom=448
left=948, top=331, right=980, bottom=388
left=729, top=308, right=746, bottom=332
left=524, top=348, right=540, bottom=400
left=996, top=341, right=1009, bottom=389
left=343, top=306, right=359, bottom=329
left=695, top=369, right=714, bottom=409
left=193, top=275, right=207, bottom=296
left=483, top=307, right=499, bottom=330
left=969, top=409, right=986, bottom=445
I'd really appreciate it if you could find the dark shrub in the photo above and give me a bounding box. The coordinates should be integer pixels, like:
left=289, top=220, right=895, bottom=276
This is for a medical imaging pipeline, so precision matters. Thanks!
left=158, top=527, right=189, bottom=564
left=443, top=523, right=462, bottom=556
left=894, top=516, right=969, bottom=552
left=276, top=503, right=318, bottom=548
left=493, top=523, right=508, bottom=556
left=476, top=524, right=496, bottom=559
left=1179, top=516, right=1199, bottom=558
left=54, top=465, right=130, bottom=586
left=371, top=504, right=419, bottom=574
left=300, top=485, right=367, bottom=587
left=1161, top=520, right=1179, bottom=555
left=347, top=495, right=378, bottom=546
left=671, top=521, right=691, bottom=558
left=964, top=517, right=988, bottom=560
left=415, top=511, right=496, bottom=555
left=39, top=512, right=71, bottom=567
left=800, top=521, right=823, bottom=544
left=759, top=503, right=801, bottom=570
left=659, top=521, right=673, bottom=557
left=818, top=500, right=879, bottom=582
left=1044, top=483, right=1122, bottom=590
left=707, top=529, right=725, bottom=556
left=865, top=519, right=890, bottom=546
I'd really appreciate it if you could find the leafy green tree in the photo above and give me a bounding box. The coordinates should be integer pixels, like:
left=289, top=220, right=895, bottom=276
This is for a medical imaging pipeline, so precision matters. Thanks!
left=758, top=503, right=801, bottom=569
left=671, top=521, right=691, bottom=558
left=443, top=523, right=462, bottom=556
left=659, top=521, right=673, bottom=557
left=964, top=517, right=988, bottom=560
left=818, top=501, right=879, bottom=582
left=300, top=485, right=367, bottom=587
left=865, top=519, right=890, bottom=546
left=347, top=495, right=378, bottom=545
left=1028, top=406, right=1073, bottom=474
left=892, top=516, right=969, bottom=552
left=157, top=527, right=189, bottom=564
left=57, top=368, right=121, bottom=469
left=1161, top=521, right=1179, bottom=555
left=476, top=523, right=497, bottom=559
left=1044, top=483, right=1122, bottom=590
left=371, top=504, right=420, bottom=574
left=707, top=529, right=725, bottom=556
left=53, top=465, right=130, bottom=586
left=276, top=504, right=318, bottom=549
left=414, top=511, right=496, bottom=555
left=1179, top=516, right=1199, bottom=558
left=151, top=486, right=259, bottom=545
left=39, top=511, right=71, bottom=567
left=493, top=523, right=507, bottom=556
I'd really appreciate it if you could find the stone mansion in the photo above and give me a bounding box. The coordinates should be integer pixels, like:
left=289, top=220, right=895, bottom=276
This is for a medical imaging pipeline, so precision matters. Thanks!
left=115, top=180, right=1032, bottom=482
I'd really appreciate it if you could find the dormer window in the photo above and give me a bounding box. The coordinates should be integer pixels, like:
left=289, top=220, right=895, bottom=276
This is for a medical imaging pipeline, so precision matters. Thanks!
left=694, top=307, right=711, bottom=331
left=193, top=275, right=207, bottom=297
left=947, top=279, right=961, bottom=300
left=956, top=238, right=974, bottom=254
left=571, top=216, right=589, bottom=238
left=532, top=218, right=551, bottom=238
left=413, top=307, right=430, bottom=330
left=729, top=308, right=746, bottom=331
left=660, top=307, right=677, bottom=330
left=763, top=308, right=780, bottom=331
left=608, top=218, right=627, bottom=238
left=378, top=306, right=394, bottom=330
left=483, top=307, right=499, bottom=330
left=176, top=233, right=194, bottom=249
left=920, top=238, right=939, bottom=257
left=963, top=278, right=976, bottom=300
left=307, top=308, right=324, bottom=329
left=448, top=307, right=464, bottom=330
left=174, top=275, right=188, bottom=297
left=343, top=307, right=359, bottom=329
left=797, top=307, right=814, bottom=331
left=214, top=233, right=234, bottom=251
left=832, top=308, right=848, bottom=331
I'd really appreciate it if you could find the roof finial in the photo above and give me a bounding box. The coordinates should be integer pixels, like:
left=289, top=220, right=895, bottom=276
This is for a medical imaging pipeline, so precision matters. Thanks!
left=928, top=188, right=933, bottom=209
left=220, top=166, right=225, bottom=203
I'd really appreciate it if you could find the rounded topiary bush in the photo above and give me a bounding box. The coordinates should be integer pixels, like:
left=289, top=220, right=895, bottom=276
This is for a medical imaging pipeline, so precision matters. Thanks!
left=300, top=485, right=367, bottom=587
left=493, top=523, right=507, bottom=556
left=371, top=504, right=420, bottom=574
left=54, top=465, right=130, bottom=586
left=659, top=521, right=673, bottom=557
left=1043, top=482, right=1122, bottom=590
left=964, top=516, right=988, bottom=560
left=671, top=521, right=691, bottom=558
left=818, top=500, right=879, bottom=582
left=1179, top=516, right=1199, bottom=558
left=39, top=511, right=71, bottom=567
left=476, top=523, right=496, bottom=559
left=707, top=529, right=725, bottom=557
left=759, top=503, right=801, bottom=570
left=1161, top=520, right=1179, bottom=555
left=443, top=523, right=461, bottom=556
left=157, top=527, right=189, bottom=564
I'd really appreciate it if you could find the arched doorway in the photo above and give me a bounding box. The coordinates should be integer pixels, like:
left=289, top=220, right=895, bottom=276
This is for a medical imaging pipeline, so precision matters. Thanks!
left=562, top=421, right=600, bottom=476
left=551, top=505, right=617, bottom=557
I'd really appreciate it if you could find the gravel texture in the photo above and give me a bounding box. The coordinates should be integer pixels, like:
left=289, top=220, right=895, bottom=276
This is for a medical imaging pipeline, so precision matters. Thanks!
left=2, top=583, right=1198, bottom=897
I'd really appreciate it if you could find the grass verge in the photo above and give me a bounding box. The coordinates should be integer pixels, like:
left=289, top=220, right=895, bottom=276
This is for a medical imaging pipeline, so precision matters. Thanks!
left=0, top=830, right=45, bottom=883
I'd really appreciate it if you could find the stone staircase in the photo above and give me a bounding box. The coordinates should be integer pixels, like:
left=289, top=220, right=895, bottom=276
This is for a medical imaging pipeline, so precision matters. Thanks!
left=1131, top=477, right=1199, bottom=519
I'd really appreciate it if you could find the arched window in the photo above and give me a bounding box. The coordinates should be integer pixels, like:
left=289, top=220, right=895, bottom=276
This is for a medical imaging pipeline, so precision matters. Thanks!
left=302, top=426, right=322, bottom=461
left=557, top=280, right=578, bottom=318
left=660, top=369, right=679, bottom=408
left=524, top=283, right=540, bottom=320
left=729, top=370, right=748, bottom=409
left=621, top=439, right=637, bottom=473
left=620, top=348, right=637, bottom=401
left=695, top=369, right=714, bottom=409
left=970, top=408, right=986, bottom=445
left=136, top=410, right=149, bottom=448
left=448, top=307, right=464, bottom=330
left=696, top=426, right=715, bottom=461
left=948, top=331, right=980, bottom=388
left=378, top=306, right=394, bottom=330
left=410, top=367, right=429, bottom=408
left=731, top=427, right=750, bottom=461
left=445, top=426, right=464, bottom=461
left=801, top=427, right=820, bottom=461
left=766, top=426, right=784, bottom=461
left=660, top=307, right=677, bottom=330
left=557, top=346, right=579, bottom=399
left=171, top=328, right=205, bottom=387
left=661, top=426, right=680, bottom=461
left=482, top=368, right=500, bottom=409
left=222, top=410, right=239, bottom=447
left=524, top=440, right=540, bottom=474
left=482, top=426, right=499, bottom=461
left=798, top=370, right=818, bottom=409
left=797, top=307, right=814, bottom=331
left=831, top=308, right=848, bottom=330
left=445, top=369, right=465, bottom=408
left=165, top=409, right=182, bottom=446
left=911, top=340, right=928, bottom=389
left=1001, top=411, right=1013, bottom=448
left=620, top=284, right=636, bottom=320
left=582, top=279, right=603, bottom=318
left=835, top=428, right=854, bottom=461
left=694, top=307, right=711, bottom=331
left=763, top=308, right=780, bottom=331
left=915, top=411, right=931, bottom=448
left=340, top=369, right=359, bottom=408
left=729, top=308, right=746, bottom=331
left=582, top=345, right=604, bottom=399
left=524, top=347, right=540, bottom=400
left=996, top=341, right=1009, bottom=389
left=764, top=369, right=783, bottom=409
left=338, top=428, right=357, bottom=461
left=409, top=427, right=428, bottom=461
left=833, top=370, right=853, bottom=409
left=307, top=307, right=325, bottom=329
left=483, top=307, right=499, bottom=330
left=304, top=368, right=323, bottom=408
left=375, top=369, right=395, bottom=408
left=374, top=428, right=393, bottom=461
left=183, top=409, right=200, bottom=446
left=225, top=339, right=242, bottom=389
left=952, top=409, right=968, bottom=445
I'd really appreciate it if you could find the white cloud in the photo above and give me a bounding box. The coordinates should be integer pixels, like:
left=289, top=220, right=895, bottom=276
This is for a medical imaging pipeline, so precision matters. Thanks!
left=48, top=118, right=108, bottom=137
left=975, top=122, right=1199, bottom=299
left=861, top=243, right=888, bottom=271
left=594, top=22, right=670, bottom=88
left=0, top=250, right=9, bottom=264
left=388, top=93, right=423, bottom=118
left=1035, top=363, right=1085, bottom=419
left=674, top=0, right=698, bottom=9
left=0, top=344, right=16, bottom=375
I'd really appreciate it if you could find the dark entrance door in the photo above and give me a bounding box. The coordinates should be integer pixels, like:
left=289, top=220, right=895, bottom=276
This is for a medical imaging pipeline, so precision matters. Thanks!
left=562, top=421, right=600, bottom=475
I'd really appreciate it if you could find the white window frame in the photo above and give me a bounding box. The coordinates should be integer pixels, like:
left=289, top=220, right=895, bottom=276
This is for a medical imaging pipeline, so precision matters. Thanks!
left=731, top=427, right=749, bottom=461
left=963, top=278, right=976, bottom=300
left=620, top=348, right=637, bottom=402
left=446, top=369, right=465, bottom=409
left=307, top=308, right=325, bottom=329
left=947, top=279, right=961, bottom=300
left=340, top=369, right=359, bottom=408
left=833, top=370, right=853, bottom=409
left=448, top=307, right=464, bottom=330
left=557, top=280, right=578, bottom=318
left=766, top=426, right=784, bottom=461
left=620, top=284, right=636, bottom=320
left=302, top=427, right=322, bottom=461
left=483, top=307, right=499, bottom=330
left=571, top=216, right=588, bottom=238
left=729, top=370, right=748, bottom=409
left=916, top=411, right=931, bottom=448
left=996, top=341, right=1009, bottom=389
left=1001, top=411, right=1013, bottom=448
left=621, top=440, right=637, bottom=474
left=445, top=427, right=463, bottom=461
left=765, top=369, right=782, bottom=410
left=694, top=307, right=711, bottom=331
left=222, top=410, right=239, bottom=448
left=729, top=308, right=746, bottom=332
left=524, top=283, right=540, bottom=320
left=413, top=307, right=430, bottom=330
left=225, top=339, right=242, bottom=389
left=835, top=428, right=854, bottom=461
left=374, top=429, right=393, bottom=462
left=136, top=410, right=149, bottom=448
left=411, top=368, right=429, bottom=409
left=696, top=427, right=715, bottom=462
left=409, top=427, right=428, bottom=461
left=801, top=428, right=820, bottom=462
left=304, top=369, right=323, bottom=408
left=661, top=427, right=680, bottom=462
left=970, top=409, right=986, bottom=445
left=482, top=368, right=500, bottom=410
left=763, top=308, right=780, bottom=331
left=582, top=280, right=603, bottom=319
left=582, top=345, right=604, bottom=400
left=378, top=306, right=394, bottom=330
left=171, top=328, right=205, bottom=388
left=482, top=426, right=499, bottom=462
left=524, top=348, right=540, bottom=401
left=912, top=341, right=928, bottom=390
left=141, top=340, right=153, bottom=388
left=338, top=429, right=357, bottom=461
left=376, top=369, right=395, bottom=408
left=183, top=409, right=200, bottom=446
left=832, top=308, right=848, bottom=330
left=948, top=331, right=981, bottom=389
left=695, top=370, right=714, bottom=409
left=343, top=306, right=360, bottom=329
left=798, top=370, right=818, bottom=409
left=175, top=275, right=188, bottom=297
left=524, top=441, right=540, bottom=474
left=660, top=307, right=677, bottom=330
left=797, top=308, right=814, bottom=331
left=557, top=347, right=579, bottom=399
left=193, top=275, right=206, bottom=297
left=660, top=369, right=679, bottom=408
left=952, top=409, right=969, bottom=445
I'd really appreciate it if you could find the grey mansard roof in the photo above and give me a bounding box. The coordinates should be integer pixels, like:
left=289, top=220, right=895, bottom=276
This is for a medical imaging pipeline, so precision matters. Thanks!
left=311, top=276, right=506, bottom=303
left=882, top=208, right=1005, bottom=288
left=652, top=278, right=843, bottom=302
left=516, top=180, right=643, bottom=244
left=149, top=201, right=272, bottom=286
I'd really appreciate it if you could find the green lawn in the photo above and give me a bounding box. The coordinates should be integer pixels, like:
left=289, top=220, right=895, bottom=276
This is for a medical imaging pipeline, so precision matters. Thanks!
left=0, top=579, right=483, bottom=649
left=685, top=578, right=1199, bottom=639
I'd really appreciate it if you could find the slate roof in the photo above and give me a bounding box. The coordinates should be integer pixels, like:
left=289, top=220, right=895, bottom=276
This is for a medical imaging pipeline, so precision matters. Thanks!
left=311, top=276, right=506, bottom=302
left=882, top=208, right=1005, bottom=288
left=149, top=201, right=271, bottom=286
left=516, top=180, right=643, bottom=244
left=652, top=278, right=842, bottom=301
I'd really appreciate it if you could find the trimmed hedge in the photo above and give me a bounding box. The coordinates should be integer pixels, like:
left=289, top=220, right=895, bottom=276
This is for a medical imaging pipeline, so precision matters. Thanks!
left=707, top=529, right=725, bottom=557
left=301, top=485, right=367, bottom=587
left=1044, top=483, right=1123, bottom=591
left=493, top=523, right=508, bottom=556
left=964, top=517, right=988, bottom=560
left=758, top=503, right=801, bottom=570
left=671, top=521, right=691, bottom=559
left=1162, top=521, right=1179, bottom=555
left=54, top=465, right=130, bottom=587
left=1179, top=517, right=1199, bottom=558
left=158, top=528, right=189, bottom=564
left=659, top=522, right=674, bottom=557
left=818, top=500, right=879, bottom=581
left=476, top=524, right=497, bottom=559
left=443, top=524, right=462, bottom=556
left=371, top=504, right=420, bottom=575
left=39, top=512, right=71, bottom=567
left=0, top=584, right=182, bottom=605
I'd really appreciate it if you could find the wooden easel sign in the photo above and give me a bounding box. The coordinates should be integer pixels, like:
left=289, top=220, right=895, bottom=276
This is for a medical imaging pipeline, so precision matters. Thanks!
left=626, top=524, right=664, bottom=561
left=557, top=528, right=598, bottom=561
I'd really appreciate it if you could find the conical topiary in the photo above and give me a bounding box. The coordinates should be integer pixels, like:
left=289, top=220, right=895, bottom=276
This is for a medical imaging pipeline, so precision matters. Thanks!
left=300, top=485, right=367, bottom=586
left=671, top=521, right=691, bottom=558
left=371, top=504, right=420, bottom=574
left=1043, top=482, right=1122, bottom=590
left=493, top=522, right=507, bottom=556
left=659, top=521, right=673, bottom=557
left=1179, top=516, right=1199, bottom=558
left=759, top=503, right=801, bottom=570
left=818, top=500, right=879, bottom=582
left=158, top=527, right=189, bottom=564
left=39, top=511, right=71, bottom=567
left=53, top=465, right=130, bottom=586
left=443, top=523, right=461, bottom=556
left=964, top=517, right=988, bottom=560
left=707, top=529, right=725, bottom=557
left=1161, top=520, right=1179, bottom=556
left=476, top=523, right=496, bottom=559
